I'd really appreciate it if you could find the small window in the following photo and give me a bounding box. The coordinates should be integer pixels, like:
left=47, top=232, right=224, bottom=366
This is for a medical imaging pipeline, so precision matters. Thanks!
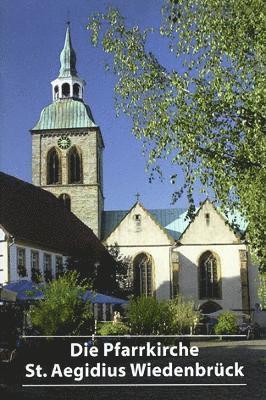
left=17, top=248, right=27, bottom=277
left=31, top=251, right=39, bottom=271
left=62, top=83, right=70, bottom=97
left=134, top=214, right=141, bottom=231
left=31, top=251, right=41, bottom=282
left=94, top=262, right=100, bottom=278
left=55, top=256, right=64, bottom=278
left=54, top=85, right=59, bottom=99
left=44, top=254, right=52, bottom=282
left=59, top=193, right=71, bottom=211
left=205, top=213, right=210, bottom=226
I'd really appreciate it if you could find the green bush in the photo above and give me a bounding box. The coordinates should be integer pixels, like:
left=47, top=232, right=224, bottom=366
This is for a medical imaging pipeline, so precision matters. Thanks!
left=30, top=271, right=93, bottom=335
left=127, top=295, right=200, bottom=335
left=98, top=322, right=130, bottom=336
left=128, top=296, right=172, bottom=335
left=214, top=311, right=238, bottom=335
left=168, top=296, right=200, bottom=334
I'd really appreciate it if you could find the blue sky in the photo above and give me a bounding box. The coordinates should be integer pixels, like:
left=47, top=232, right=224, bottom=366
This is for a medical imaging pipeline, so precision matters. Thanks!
left=0, top=0, right=202, bottom=210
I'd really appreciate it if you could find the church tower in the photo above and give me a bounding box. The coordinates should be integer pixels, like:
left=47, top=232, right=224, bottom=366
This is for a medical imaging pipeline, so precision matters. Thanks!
left=31, top=24, right=104, bottom=237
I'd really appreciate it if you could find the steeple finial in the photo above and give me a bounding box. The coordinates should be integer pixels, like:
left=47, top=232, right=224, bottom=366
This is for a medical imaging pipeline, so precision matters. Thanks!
left=135, top=192, right=141, bottom=202
left=58, top=22, right=77, bottom=78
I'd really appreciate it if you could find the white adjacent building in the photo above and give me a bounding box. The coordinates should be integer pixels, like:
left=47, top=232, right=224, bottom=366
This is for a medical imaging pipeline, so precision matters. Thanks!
left=0, top=171, right=115, bottom=291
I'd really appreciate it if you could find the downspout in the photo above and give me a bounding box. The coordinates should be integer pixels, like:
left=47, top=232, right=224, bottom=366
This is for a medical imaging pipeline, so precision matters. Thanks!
left=169, top=241, right=178, bottom=299
left=7, top=235, right=15, bottom=283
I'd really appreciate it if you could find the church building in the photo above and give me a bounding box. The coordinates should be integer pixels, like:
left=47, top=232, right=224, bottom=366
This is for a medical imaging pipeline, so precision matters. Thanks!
left=30, top=25, right=260, bottom=316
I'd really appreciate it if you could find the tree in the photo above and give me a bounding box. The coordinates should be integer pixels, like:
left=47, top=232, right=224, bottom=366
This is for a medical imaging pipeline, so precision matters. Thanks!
left=127, top=295, right=199, bottom=335
left=30, top=272, right=93, bottom=335
left=87, top=1, right=266, bottom=268
left=65, top=254, right=116, bottom=294
left=167, top=295, right=200, bottom=334
left=107, top=243, right=133, bottom=297
left=128, top=296, right=172, bottom=335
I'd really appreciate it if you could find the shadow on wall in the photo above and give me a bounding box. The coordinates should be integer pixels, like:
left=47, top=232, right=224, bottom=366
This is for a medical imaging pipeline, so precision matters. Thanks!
left=172, top=253, right=245, bottom=312
left=156, top=280, right=172, bottom=300
left=155, top=269, right=266, bottom=328
left=253, top=311, right=266, bottom=328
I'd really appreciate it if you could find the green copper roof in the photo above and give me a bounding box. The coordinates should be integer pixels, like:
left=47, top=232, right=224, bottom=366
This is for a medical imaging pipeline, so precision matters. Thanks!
left=32, top=99, right=97, bottom=130
left=102, top=208, right=189, bottom=240
left=59, top=24, right=77, bottom=78
left=102, top=205, right=247, bottom=240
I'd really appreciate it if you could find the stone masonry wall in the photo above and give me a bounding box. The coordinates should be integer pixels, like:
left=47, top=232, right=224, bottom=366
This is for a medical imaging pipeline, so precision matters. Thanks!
left=31, top=128, right=103, bottom=237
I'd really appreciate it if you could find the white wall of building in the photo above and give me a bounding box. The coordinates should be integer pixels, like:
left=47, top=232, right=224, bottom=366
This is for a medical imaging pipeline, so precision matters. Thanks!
left=105, top=203, right=173, bottom=299
left=105, top=201, right=254, bottom=311
left=7, top=241, right=66, bottom=284
left=177, top=202, right=247, bottom=311
left=177, top=243, right=245, bottom=310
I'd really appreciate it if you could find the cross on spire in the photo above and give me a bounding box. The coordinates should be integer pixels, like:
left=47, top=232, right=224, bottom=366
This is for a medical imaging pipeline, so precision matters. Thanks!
left=135, top=193, right=141, bottom=202
left=67, top=8, right=71, bottom=25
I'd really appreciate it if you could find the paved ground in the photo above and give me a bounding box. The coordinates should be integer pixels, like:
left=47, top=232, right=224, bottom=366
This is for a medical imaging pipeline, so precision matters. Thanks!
left=1, top=340, right=265, bottom=400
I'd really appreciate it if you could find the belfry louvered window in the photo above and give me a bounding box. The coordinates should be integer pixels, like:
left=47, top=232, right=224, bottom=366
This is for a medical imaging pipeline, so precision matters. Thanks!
left=68, top=147, right=82, bottom=183
left=73, top=83, right=80, bottom=98
left=199, top=251, right=221, bottom=299
left=47, top=148, right=61, bottom=184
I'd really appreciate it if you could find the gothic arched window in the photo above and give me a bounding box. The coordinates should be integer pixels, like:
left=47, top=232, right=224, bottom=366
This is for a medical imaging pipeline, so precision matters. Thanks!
left=199, top=251, right=221, bottom=299
left=47, top=148, right=61, bottom=184
left=133, top=253, right=154, bottom=297
left=59, top=193, right=71, bottom=211
left=68, top=146, right=82, bottom=183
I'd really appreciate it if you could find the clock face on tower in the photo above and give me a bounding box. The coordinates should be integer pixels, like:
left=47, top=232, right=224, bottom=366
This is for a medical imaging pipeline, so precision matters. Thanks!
left=58, top=136, right=71, bottom=150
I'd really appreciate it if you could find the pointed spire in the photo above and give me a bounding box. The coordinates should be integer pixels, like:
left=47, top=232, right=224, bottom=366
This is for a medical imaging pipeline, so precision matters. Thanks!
left=58, top=22, right=77, bottom=78
left=51, top=23, right=86, bottom=102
